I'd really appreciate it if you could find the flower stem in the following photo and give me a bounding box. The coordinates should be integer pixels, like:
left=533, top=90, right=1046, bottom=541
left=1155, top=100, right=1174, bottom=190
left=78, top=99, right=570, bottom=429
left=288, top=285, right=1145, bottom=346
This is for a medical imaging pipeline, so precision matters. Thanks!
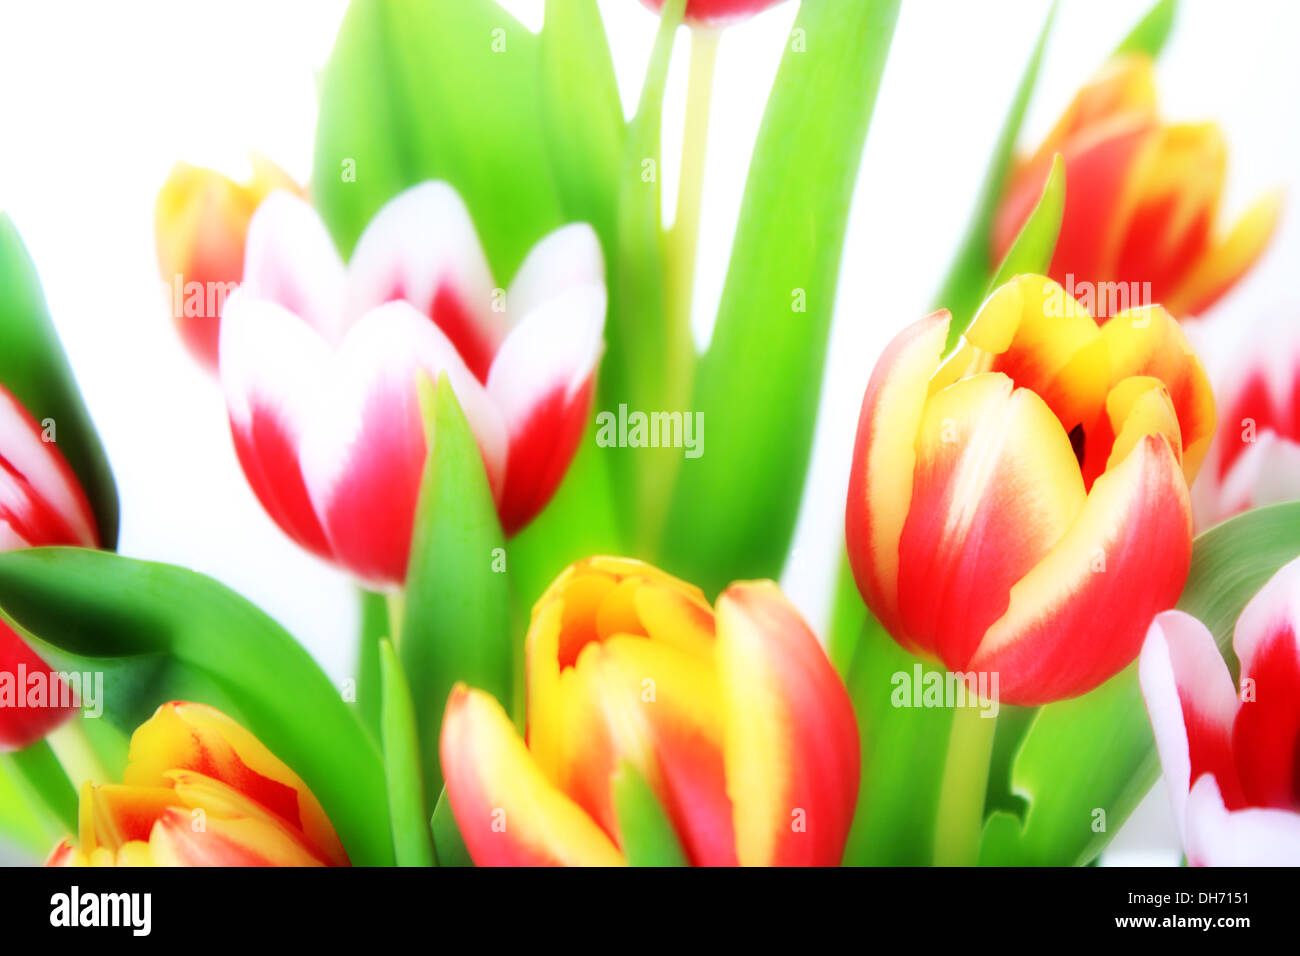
left=47, top=718, right=110, bottom=791
left=933, top=698, right=997, bottom=865
left=386, top=590, right=406, bottom=649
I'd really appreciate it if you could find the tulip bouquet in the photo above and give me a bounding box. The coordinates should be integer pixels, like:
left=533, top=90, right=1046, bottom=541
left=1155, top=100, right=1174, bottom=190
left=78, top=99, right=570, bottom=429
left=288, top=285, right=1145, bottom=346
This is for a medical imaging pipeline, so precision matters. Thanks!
left=0, top=0, right=1295, bottom=873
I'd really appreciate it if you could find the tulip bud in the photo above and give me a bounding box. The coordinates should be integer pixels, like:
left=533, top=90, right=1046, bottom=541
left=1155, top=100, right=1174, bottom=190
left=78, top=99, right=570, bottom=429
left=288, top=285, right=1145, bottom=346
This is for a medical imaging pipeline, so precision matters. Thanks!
left=154, top=155, right=300, bottom=372
left=846, top=275, right=1215, bottom=704
left=994, top=55, right=1280, bottom=319
left=46, top=701, right=348, bottom=866
left=639, top=0, right=788, bottom=26
left=440, top=556, right=859, bottom=866
left=1141, top=556, right=1300, bottom=865
left=0, top=383, right=100, bottom=751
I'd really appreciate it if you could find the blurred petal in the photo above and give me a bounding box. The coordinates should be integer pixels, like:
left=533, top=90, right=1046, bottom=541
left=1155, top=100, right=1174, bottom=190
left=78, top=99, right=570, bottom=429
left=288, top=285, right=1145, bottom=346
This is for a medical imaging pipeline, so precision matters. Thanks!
left=845, top=310, right=949, bottom=636
left=1184, top=775, right=1300, bottom=867
left=488, top=285, right=605, bottom=534
left=1165, top=189, right=1283, bottom=316
left=345, top=181, right=504, bottom=380
left=716, top=582, right=858, bottom=866
left=440, top=685, right=625, bottom=866
left=298, top=301, right=507, bottom=586
left=506, top=223, right=605, bottom=323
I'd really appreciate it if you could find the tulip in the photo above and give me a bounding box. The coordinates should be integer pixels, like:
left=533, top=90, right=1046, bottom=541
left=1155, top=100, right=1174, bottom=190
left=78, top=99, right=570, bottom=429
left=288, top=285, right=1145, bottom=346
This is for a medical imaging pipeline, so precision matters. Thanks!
left=1193, top=312, right=1300, bottom=526
left=45, top=701, right=348, bottom=866
left=1140, top=557, right=1300, bottom=865
left=219, top=182, right=606, bottom=587
left=639, top=0, right=787, bottom=26
left=154, top=155, right=300, bottom=372
left=994, top=54, right=1280, bottom=320
left=440, top=556, right=859, bottom=866
left=846, top=274, right=1216, bottom=704
left=0, top=383, right=100, bottom=750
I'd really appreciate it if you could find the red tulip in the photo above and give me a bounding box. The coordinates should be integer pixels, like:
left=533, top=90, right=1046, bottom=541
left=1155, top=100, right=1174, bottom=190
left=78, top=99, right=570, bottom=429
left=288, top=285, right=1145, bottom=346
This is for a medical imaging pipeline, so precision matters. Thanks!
left=1141, top=557, right=1300, bottom=865
left=0, top=383, right=100, bottom=750
left=219, top=183, right=606, bottom=587
left=46, top=702, right=348, bottom=866
left=639, top=0, right=788, bottom=27
left=994, top=55, right=1280, bottom=320
left=846, top=275, right=1215, bottom=704
left=154, top=155, right=300, bottom=372
left=440, top=557, right=859, bottom=866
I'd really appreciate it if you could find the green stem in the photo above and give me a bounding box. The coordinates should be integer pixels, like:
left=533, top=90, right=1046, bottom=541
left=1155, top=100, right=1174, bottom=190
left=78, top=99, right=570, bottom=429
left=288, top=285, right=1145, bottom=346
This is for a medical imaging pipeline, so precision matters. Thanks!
left=46, top=718, right=110, bottom=791
left=933, top=698, right=997, bottom=866
left=386, top=590, right=406, bottom=648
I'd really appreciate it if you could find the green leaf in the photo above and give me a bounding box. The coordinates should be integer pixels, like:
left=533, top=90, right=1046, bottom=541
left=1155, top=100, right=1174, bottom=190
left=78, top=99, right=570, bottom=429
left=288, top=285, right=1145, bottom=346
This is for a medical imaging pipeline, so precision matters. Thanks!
left=0, top=214, right=119, bottom=547
left=0, top=547, right=393, bottom=866
left=660, top=0, right=901, bottom=596
left=7, top=739, right=77, bottom=835
left=379, top=639, right=436, bottom=867
left=980, top=502, right=1300, bottom=865
left=431, top=786, right=474, bottom=867
left=842, top=616, right=955, bottom=865
left=601, top=0, right=687, bottom=549
left=981, top=154, right=1065, bottom=292
left=401, top=374, right=513, bottom=799
left=0, top=752, right=65, bottom=858
left=312, top=0, right=562, bottom=277
left=540, top=0, right=625, bottom=246
left=932, top=2, right=1057, bottom=340
left=1116, top=0, right=1178, bottom=58
left=355, top=588, right=389, bottom=741
left=611, top=760, right=688, bottom=866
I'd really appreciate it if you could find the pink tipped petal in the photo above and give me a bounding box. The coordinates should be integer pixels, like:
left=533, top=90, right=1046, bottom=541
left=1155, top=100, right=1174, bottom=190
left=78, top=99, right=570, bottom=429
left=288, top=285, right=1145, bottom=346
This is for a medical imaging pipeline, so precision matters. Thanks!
left=1230, top=555, right=1300, bottom=811
left=506, top=224, right=605, bottom=322
left=1184, top=774, right=1300, bottom=866
left=0, top=621, right=77, bottom=751
left=0, top=384, right=98, bottom=548
left=219, top=291, right=334, bottom=560
left=345, top=182, right=504, bottom=381
left=241, top=192, right=347, bottom=344
left=299, top=301, right=507, bottom=586
left=1139, top=610, right=1244, bottom=838
left=488, top=285, right=606, bottom=534
left=1215, top=432, right=1300, bottom=521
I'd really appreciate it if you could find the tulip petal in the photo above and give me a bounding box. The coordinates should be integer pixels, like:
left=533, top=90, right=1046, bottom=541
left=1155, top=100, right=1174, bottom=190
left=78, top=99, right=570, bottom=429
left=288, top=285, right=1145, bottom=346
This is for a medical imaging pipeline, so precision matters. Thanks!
left=716, top=582, right=859, bottom=866
left=845, top=310, right=949, bottom=636
left=298, top=301, right=507, bottom=586
left=1216, top=431, right=1300, bottom=520
left=1103, top=375, right=1182, bottom=474
left=218, top=291, right=334, bottom=560
left=440, top=685, right=624, bottom=866
left=0, top=622, right=77, bottom=750
left=506, top=223, right=605, bottom=322
left=897, top=372, right=1086, bottom=668
left=1184, top=774, right=1300, bottom=867
left=1165, top=189, right=1283, bottom=316
left=1102, top=305, right=1216, bottom=481
left=0, top=383, right=99, bottom=548
left=1229, top=555, right=1300, bottom=811
left=972, top=434, right=1192, bottom=704
left=124, top=702, right=347, bottom=866
left=148, top=808, right=329, bottom=867
left=345, top=182, right=505, bottom=381
left=487, top=284, right=605, bottom=534
left=241, top=192, right=347, bottom=344
left=1139, top=610, right=1244, bottom=844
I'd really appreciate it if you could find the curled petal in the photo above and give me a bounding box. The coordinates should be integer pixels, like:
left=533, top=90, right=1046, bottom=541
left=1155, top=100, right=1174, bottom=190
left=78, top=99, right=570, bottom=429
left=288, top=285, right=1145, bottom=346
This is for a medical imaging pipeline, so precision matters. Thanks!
left=440, top=684, right=625, bottom=866
left=716, top=582, right=859, bottom=866
left=1165, top=189, right=1283, bottom=316
left=298, top=302, right=507, bottom=586
left=345, top=182, right=504, bottom=380
left=845, top=310, right=949, bottom=636
left=488, top=285, right=605, bottom=534
left=971, top=434, right=1192, bottom=704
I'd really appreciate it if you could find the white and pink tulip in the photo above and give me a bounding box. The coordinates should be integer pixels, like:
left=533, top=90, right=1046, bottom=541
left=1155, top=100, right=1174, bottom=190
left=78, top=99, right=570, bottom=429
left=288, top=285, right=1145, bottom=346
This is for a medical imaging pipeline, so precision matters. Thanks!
left=218, top=183, right=606, bottom=588
left=1140, top=556, right=1300, bottom=866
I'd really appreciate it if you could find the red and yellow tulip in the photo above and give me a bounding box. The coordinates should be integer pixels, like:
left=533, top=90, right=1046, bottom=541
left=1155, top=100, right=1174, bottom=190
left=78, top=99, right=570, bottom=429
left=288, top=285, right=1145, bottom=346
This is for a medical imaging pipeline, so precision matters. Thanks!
left=154, top=155, right=300, bottom=372
left=994, top=54, right=1280, bottom=319
left=639, top=0, right=788, bottom=26
left=440, top=556, right=859, bottom=866
left=846, top=274, right=1215, bottom=704
left=46, top=702, right=348, bottom=867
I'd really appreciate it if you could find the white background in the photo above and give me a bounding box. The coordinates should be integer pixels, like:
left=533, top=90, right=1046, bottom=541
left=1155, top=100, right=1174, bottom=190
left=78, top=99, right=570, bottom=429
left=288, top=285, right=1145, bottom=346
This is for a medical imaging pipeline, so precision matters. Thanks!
left=1, top=0, right=1296, bottom=865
